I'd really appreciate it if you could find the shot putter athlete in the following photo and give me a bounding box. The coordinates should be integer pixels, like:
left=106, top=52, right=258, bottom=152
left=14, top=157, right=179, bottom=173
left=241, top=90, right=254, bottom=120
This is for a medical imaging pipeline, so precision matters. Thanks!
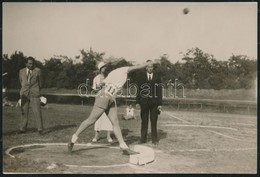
left=68, top=59, right=160, bottom=155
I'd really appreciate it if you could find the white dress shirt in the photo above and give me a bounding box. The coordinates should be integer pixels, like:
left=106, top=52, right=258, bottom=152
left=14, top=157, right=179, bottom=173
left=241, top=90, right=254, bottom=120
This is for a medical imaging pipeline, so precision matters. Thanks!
left=147, top=73, right=153, bottom=81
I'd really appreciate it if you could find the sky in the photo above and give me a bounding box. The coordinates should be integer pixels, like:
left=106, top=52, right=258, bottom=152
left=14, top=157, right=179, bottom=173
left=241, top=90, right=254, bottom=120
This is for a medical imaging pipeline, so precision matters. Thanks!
left=2, top=2, right=257, bottom=64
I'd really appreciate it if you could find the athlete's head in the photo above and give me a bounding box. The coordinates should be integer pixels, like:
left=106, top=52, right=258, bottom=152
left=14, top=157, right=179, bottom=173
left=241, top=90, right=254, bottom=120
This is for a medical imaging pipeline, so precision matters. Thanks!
left=98, top=62, right=107, bottom=74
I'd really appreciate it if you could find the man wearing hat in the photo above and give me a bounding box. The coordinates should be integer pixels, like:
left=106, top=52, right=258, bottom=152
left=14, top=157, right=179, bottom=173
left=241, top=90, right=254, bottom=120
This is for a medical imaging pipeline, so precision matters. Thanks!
left=91, top=62, right=113, bottom=143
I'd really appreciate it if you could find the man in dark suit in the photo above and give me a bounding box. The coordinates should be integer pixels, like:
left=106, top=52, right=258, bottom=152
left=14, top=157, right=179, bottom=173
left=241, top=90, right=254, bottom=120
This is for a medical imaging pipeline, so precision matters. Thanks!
left=19, top=57, right=44, bottom=135
left=136, top=60, right=162, bottom=145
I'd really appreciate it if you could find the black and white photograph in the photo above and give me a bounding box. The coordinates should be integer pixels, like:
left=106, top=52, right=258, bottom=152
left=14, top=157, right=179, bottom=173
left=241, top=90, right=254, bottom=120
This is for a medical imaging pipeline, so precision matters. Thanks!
left=2, top=2, right=257, bottom=174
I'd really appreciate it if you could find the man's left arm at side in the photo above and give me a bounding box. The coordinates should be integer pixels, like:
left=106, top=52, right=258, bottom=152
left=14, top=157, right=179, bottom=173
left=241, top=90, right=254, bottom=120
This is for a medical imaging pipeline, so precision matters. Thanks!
left=156, top=75, right=163, bottom=111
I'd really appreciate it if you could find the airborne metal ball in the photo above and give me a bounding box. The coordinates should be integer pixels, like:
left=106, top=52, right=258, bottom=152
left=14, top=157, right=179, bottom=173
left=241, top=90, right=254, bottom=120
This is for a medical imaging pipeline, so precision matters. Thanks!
left=183, top=8, right=189, bottom=14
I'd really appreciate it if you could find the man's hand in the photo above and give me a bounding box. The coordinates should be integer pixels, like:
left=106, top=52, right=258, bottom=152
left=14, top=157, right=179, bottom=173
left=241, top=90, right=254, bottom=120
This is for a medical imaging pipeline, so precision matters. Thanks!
left=99, top=82, right=105, bottom=87
left=135, top=104, right=140, bottom=109
left=96, top=82, right=104, bottom=90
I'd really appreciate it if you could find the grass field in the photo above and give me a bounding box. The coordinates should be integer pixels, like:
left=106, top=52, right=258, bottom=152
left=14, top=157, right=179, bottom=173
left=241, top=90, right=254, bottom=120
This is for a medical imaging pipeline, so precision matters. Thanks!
left=2, top=103, right=257, bottom=174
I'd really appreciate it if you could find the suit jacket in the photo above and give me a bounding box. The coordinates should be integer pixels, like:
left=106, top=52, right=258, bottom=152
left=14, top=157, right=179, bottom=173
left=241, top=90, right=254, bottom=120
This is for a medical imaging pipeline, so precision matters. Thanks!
left=136, top=71, right=162, bottom=106
left=19, top=67, right=42, bottom=98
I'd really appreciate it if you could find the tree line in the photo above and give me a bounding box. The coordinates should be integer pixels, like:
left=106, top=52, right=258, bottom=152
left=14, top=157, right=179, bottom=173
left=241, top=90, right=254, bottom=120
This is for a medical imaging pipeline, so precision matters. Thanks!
left=2, top=47, right=257, bottom=90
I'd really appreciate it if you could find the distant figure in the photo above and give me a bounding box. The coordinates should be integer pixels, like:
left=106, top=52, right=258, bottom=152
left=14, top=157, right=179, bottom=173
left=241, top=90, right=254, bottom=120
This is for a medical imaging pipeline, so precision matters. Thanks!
left=19, top=57, right=44, bottom=135
left=122, top=104, right=136, bottom=120
left=2, top=73, right=14, bottom=107
left=2, top=87, right=14, bottom=107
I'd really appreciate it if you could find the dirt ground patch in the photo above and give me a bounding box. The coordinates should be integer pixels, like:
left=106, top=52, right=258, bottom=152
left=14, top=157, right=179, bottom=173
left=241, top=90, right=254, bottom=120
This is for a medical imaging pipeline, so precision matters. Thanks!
left=2, top=104, right=257, bottom=174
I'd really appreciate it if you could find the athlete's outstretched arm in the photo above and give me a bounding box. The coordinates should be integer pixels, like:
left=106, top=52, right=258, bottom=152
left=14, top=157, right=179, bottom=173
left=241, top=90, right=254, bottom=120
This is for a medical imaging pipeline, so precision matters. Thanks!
left=127, top=59, right=160, bottom=73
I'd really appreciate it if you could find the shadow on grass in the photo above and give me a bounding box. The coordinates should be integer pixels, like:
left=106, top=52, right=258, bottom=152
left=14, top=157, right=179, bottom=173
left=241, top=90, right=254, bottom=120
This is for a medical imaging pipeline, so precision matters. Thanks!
left=124, top=129, right=167, bottom=145
left=156, top=129, right=168, bottom=140
left=3, top=128, right=38, bottom=136
left=3, top=124, right=77, bottom=136
left=81, top=129, right=168, bottom=146
left=121, top=128, right=132, bottom=137
left=121, top=129, right=167, bottom=145
left=71, top=146, right=109, bottom=154
left=41, top=124, right=77, bottom=135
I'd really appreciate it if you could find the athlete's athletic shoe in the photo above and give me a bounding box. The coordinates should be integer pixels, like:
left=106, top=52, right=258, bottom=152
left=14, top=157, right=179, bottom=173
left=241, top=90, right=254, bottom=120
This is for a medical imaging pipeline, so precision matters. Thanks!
left=92, top=138, right=98, bottom=142
left=121, top=148, right=139, bottom=155
left=67, top=142, right=74, bottom=153
left=107, top=138, right=113, bottom=143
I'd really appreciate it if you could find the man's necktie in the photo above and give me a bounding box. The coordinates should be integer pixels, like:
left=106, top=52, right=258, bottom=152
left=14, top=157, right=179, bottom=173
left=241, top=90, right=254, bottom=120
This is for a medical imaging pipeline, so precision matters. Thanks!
left=149, top=74, right=152, bottom=81
left=27, top=70, right=31, bottom=83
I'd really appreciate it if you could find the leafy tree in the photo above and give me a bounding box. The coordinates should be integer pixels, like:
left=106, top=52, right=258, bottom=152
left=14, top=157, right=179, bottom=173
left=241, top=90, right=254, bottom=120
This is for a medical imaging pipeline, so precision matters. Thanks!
left=181, top=48, right=214, bottom=89
left=227, top=55, right=257, bottom=89
left=57, top=59, right=76, bottom=88
left=3, top=51, right=25, bottom=89
left=77, top=48, right=100, bottom=88
left=43, top=58, right=63, bottom=88
left=3, top=48, right=256, bottom=90
left=208, top=59, right=228, bottom=90
left=154, top=54, right=174, bottom=83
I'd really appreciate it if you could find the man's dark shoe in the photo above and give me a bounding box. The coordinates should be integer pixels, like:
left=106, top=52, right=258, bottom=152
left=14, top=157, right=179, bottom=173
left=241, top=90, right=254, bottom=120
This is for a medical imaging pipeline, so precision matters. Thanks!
left=138, top=140, right=147, bottom=144
left=152, top=141, right=159, bottom=145
left=121, top=148, right=140, bottom=155
left=68, top=142, right=74, bottom=153
left=18, top=129, right=26, bottom=134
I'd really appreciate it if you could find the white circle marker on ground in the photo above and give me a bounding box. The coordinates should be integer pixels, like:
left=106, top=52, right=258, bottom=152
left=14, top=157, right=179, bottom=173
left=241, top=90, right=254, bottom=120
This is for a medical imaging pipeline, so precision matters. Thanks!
left=207, top=130, right=255, bottom=143
left=162, top=124, right=238, bottom=131
left=163, top=111, right=190, bottom=124
left=5, top=143, right=155, bottom=168
left=165, top=147, right=256, bottom=153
